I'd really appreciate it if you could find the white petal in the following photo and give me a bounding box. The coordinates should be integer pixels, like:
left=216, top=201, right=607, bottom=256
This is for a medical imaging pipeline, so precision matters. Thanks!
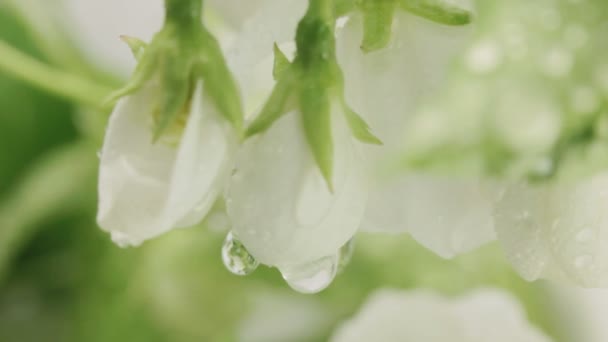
left=97, top=82, right=235, bottom=246
left=237, top=291, right=332, bottom=342
left=206, top=0, right=274, bottom=30
left=64, top=0, right=163, bottom=73
left=226, top=108, right=367, bottom=268
left=494, top=174, right=608, bottom=287
left=337, top=10, right=492, bottom=258
left=551, top=285, right=608, bottom=342
left=225, top=0, right=305, bottom=116
left=362, top=175, right=496, bottom=258
left=331, top=289, right=552, bottom=342
left=337, top=11, right=472, bottom=158
left=164, top=82, right=238, bottom=228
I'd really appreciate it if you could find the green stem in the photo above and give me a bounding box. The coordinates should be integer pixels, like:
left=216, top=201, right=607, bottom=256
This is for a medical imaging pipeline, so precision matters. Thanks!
left=0, top=40, right=112, bottom=110
left=307, top=0, right=335, bottom=22
left=165, top=0, right=204, bottom=26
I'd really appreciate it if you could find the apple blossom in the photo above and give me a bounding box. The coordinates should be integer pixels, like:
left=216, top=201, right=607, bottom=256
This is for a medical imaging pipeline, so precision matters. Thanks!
left=97, top=0, right=243, bottom=246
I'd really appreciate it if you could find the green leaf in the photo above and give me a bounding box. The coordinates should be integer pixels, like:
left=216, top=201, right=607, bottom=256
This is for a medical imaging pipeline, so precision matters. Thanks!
left=272, top=43, right=291, bottom=81
left=344, top=105, right=383, bottom=145
left=400, top=0, right=473, bottom=26
left=246, top=75, right=294, bottom=137
left=360, top=0, right=398, bottom=52
left=300, top=82, right=334, bottom=191
left=120, top=35, right=147, bottom=61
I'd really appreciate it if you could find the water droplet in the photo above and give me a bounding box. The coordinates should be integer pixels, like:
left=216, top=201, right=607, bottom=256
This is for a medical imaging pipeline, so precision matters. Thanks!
left=337, top=239, right=355, bottom=274
left=222, top=232, right=259, bottom=276
left=574, top=254, right=594, bottom=269
left=280, top=255, right=338, bottom=294
left=576, top=228, right=593, bottom=243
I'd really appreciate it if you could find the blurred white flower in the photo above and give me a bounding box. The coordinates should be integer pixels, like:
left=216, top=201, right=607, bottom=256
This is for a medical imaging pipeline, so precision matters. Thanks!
left=494, top=175, right=608, bottom=287
left=226, top=110, right=366, bottom=291
left=551, top=285, right=608, bottom=342
left=335, top=9, right=495, bottom=258
left=98, top=82, right=237, bottom=247
left=331, top=289, right=552, bottom=342
left=237, top=290, right=332, bottom=342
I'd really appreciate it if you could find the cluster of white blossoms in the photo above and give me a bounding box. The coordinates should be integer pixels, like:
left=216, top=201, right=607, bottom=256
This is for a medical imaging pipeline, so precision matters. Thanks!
left=331, top=289, right=551, bottom=342
left=235, top=288, right=553, bottom=342
left=87, top=0, right=608, bottom=293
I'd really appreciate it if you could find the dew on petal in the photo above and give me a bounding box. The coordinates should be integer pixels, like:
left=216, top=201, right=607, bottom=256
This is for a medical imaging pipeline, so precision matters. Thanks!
left=222, top=231, right=260, bottom=276
left=280, top=254, right=339, bottom=294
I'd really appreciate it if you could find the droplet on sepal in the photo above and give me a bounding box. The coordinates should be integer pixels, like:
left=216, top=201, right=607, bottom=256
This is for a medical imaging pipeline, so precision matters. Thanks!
left=337, top=238, right=355, bottom=274
left=222, top=231, right=259, bottom=276
left=280, top=254, right=339, bottom=294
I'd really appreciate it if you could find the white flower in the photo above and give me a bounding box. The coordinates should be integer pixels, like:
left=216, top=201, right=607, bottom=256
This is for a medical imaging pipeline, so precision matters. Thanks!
left=335, top=8, right=494, bottom=257
left=494, top=175, right=608, bottom=287
left=97, top=81, right=237, bottom=247
left=331, top=289, right=552, bottom=342
left=226, top=109, right=367, bottom=272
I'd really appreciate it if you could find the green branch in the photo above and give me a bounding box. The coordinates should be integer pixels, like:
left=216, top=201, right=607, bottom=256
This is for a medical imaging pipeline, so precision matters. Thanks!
left=0, top=39, right=113, bottom=110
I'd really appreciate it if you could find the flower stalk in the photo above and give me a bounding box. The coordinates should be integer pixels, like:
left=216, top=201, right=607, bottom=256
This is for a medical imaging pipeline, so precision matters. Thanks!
left=164, top=0, right=204, bottom=25
left=0, top=39, right=113, bottom=110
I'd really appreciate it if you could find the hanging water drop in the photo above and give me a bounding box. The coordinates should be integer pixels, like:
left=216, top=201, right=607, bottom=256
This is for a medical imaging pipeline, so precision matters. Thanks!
left=280, top=254, right=338, bottom=294
left=222, top=232, right=259, bottom=276
left=337, top=239, right=355, bottom=274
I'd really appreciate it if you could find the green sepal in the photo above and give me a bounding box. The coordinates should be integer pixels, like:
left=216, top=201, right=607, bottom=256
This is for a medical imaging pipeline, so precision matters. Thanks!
left=360, top=0, right=398, bottom=52
left=300, top=81, right=334, bottom=192
left=399, top=0, right=472, bottom=26
left=335, top=0, right=357, bottom=17
left=120, top=35, right=147, bottom=61
left=246, top=75, right=294, bottom=138
left=199, top=29, right=244, bottom=134
left=103, top=51, right=157, bottom=106
left=273, top=43, right=291, bottom=81
left=343, top=104, right=383, bottom=145
left=153, top=59, right=192, bottom=140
